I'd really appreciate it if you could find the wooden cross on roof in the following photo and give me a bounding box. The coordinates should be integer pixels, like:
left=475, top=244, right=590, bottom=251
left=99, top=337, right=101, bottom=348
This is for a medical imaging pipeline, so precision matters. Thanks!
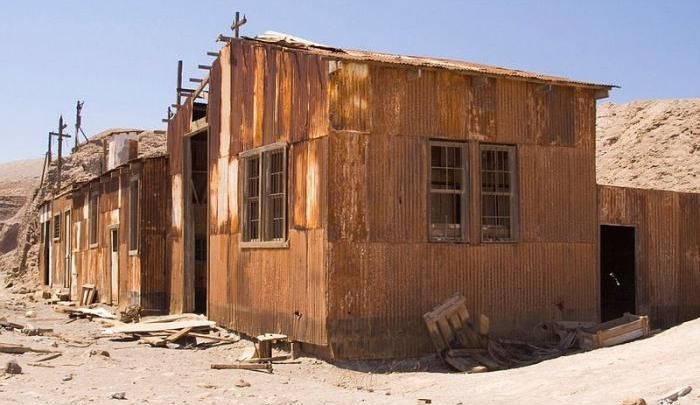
left=231, top=12, right=247, bottom=38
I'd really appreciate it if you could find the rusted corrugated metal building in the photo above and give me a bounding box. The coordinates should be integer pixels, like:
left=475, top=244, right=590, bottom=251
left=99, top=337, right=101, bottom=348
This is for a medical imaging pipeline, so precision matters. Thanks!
left=38, top=191, right=74, bottom=292
left=598, top=185, right=700, bottom=329
left=166, top=34, right=620, bottom=359
left=38, top=156, right=170, bottom=313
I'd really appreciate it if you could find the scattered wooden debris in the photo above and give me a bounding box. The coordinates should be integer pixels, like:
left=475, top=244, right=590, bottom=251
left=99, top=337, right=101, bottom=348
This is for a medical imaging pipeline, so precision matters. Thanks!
left=166, top=327, right=192, bottom=343
left=102, top=319, right=215, bottom=335
left=655, top=385, right=692, bottom=404
left=0, top=343, right=56, bottom=354
left=55, top=306, right=117, bottom=320
left=211, top=362, right=273, bottom=372
left=35, top=353, right=62, bottom=362
left=578, top=313, right=650, bottom=350
left=140, top=336, right=167, bottom=347
left=21, top=325, right=54, bottom=336
left=0, top=317, right=24, bottom=331
left=118, top=305, right=141, bottom=323
left=424, top=294, right=650, bottom=373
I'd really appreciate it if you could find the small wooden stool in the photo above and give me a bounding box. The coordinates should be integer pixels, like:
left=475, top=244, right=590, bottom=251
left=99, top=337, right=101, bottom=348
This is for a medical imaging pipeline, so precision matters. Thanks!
left=255, top=333, right=287, bottom=359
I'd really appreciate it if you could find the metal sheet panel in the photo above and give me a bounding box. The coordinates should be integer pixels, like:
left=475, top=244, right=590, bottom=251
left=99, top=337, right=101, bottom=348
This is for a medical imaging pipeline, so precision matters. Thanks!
left=598, top=185, right=700, bottom=328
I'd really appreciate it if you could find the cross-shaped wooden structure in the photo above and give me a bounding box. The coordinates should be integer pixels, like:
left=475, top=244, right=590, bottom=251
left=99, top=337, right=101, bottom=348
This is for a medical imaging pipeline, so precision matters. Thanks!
left=231, top=11, right=247, bottom=38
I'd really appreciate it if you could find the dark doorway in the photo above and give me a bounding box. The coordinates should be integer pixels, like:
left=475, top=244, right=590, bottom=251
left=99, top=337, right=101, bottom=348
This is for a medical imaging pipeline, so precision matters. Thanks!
left=187, top=130, right=209, bottom=315
left=600, top=225, right=636, bottom=321
left=43, top=222, right=50, bottom=285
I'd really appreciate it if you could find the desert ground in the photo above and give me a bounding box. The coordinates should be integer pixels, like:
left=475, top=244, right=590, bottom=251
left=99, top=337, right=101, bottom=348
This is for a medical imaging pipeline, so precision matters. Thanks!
left=0, top=284, right=699, bottom=405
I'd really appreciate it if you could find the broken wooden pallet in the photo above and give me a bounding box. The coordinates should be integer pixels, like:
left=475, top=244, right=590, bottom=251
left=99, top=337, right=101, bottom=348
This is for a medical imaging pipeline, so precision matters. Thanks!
left=423, top=294, right=486, bottom=352
left=423, top=294, right=492, bottom=372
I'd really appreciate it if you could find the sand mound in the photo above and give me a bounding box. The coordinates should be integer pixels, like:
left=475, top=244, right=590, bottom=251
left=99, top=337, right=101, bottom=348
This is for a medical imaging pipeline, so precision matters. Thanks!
left=596, top=99, right=700, bottom=193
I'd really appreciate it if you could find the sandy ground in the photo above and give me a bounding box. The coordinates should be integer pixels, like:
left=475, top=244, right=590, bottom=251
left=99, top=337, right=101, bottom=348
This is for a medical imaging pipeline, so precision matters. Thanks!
left=1, top=287, right=699, bottom=405
left=597, top=99, right=700, bottom=193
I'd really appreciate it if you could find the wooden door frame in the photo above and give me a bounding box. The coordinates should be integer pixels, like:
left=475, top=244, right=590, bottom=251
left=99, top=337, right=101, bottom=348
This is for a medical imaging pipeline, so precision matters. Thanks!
left=107, top=224, right=120, bottom=305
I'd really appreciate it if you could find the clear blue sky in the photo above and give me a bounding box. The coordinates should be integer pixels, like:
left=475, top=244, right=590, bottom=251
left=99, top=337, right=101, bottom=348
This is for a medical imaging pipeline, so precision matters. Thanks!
left=1, top=0, right=698, bottom=163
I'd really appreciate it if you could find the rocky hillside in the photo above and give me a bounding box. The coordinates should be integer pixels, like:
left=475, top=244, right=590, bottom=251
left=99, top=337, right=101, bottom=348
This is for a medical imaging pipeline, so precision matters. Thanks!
left=0, top=158, right=43, bottom=255
left=597, top=99, right=700, bottom=193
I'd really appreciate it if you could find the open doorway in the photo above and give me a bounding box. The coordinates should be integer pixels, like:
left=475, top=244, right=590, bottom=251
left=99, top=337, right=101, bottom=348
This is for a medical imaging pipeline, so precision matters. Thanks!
left=109, top=227, right=119, bottom=305
left=42, top=221, right=50, bottom=285
left=600, top=225, right=636, bottom=321
left=186, top=130, right=209, bottom=315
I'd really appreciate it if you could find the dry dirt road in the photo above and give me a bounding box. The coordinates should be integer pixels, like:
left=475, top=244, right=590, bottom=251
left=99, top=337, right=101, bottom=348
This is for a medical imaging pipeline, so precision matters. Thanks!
left=0, top=286, right=698, bottom=405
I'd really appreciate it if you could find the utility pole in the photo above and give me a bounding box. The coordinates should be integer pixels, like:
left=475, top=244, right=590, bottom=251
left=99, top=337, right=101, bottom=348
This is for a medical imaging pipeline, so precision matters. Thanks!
left=74, top=100, right=84, bottom=151
left=49, top=116, right=71, bottom=193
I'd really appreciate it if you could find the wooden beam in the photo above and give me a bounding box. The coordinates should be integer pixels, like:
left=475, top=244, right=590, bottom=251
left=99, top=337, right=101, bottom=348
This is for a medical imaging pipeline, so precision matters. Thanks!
left=217, top=34, right=235, bottom=42
left=191, top=75, right=210, bottom=100
left=206, top=51, right=219, bottom=57
left=198, top=65, right=212, bottom=70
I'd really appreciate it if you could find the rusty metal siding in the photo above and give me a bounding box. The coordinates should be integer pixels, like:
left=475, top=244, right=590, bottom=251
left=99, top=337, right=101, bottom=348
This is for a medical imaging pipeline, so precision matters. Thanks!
left=139, top=157, right=170, bottom=312
left=598, top=185, right=700, bottom=328
left=47, top=194, right=72, bottom=289
left=165, top=39, right=330, bottom=346
left=325, top=62, right=599, bottom=359
left=57, top=158, right=169, bottom=312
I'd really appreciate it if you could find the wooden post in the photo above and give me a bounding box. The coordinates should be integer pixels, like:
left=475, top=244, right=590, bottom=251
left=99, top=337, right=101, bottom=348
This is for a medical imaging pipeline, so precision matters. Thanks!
left=74, top=101, right=84, bottom=151
left=55, top=116, right=65, bottom=193
left=176, top=60, right=183, bottom=107
left=230, top=11, right=247, bottom=38
left=49, top=116, right=71, bottom=194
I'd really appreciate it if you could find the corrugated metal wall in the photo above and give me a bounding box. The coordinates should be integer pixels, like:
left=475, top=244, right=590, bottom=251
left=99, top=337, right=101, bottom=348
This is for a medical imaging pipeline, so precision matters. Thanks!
left=47, top=195, right=72, bottom=289
left=598, top=185, right=700, bottom=328
left=326, top=62, right=600, bottom=358
left=69, top=157, right=169, bottom=312
left=167, top=39, right=330, bottom=346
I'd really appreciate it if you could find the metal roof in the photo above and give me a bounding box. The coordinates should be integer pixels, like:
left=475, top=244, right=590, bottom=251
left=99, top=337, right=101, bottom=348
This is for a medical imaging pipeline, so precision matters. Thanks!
left=248, top=31, right=616, bottom=90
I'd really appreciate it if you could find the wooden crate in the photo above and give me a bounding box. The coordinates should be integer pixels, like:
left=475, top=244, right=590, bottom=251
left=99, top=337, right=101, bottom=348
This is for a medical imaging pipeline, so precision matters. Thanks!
left=578, top=313, right=650, bottom=350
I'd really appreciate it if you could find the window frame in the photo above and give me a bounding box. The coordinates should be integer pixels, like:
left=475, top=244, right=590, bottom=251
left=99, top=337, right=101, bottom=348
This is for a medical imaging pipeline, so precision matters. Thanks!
left=479, top=144, right=519, bottom=243
left=128, top=177, right=140, bottom=255
left=428, top=140, right=469, bottom=243
left=89, top=193, right=99, bottom=248
left=240, top=142, right=289, bottom=249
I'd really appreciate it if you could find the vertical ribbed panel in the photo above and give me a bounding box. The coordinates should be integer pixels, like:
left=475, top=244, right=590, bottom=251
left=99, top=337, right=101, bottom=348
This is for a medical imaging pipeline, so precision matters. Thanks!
left=599, top=185, right=700, bottom=328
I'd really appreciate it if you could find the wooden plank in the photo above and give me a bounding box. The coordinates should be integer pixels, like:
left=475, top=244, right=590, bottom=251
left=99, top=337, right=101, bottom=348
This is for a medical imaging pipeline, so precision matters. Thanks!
left=436, top=317, right=455, bottom=346
left=103, top=320, right=215, bottom=334
left=166, top=327, right=192, bottom=342
left=0, top=343, right=55, bottom=354
left=211, top=363, right=272, bottom=371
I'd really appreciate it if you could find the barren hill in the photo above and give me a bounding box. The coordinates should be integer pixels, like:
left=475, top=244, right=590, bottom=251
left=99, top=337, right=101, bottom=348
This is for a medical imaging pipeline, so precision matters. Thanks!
left=0, top=158, right=43, bottom=255
left=596, top=99, right=700, bottom=193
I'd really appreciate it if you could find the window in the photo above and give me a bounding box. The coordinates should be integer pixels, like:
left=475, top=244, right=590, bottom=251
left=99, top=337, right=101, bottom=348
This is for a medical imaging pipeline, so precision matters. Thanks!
left=89, top=194, right=98, bottom=246
left=129, top=179, right=139, bottom=252
left=241, top=144, right=288, bottom=245
left=429, top=142, right=467, bottom=242
left=53, top=214, right=61, bottom=241
left=480, top=145, right=518, bottom=242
